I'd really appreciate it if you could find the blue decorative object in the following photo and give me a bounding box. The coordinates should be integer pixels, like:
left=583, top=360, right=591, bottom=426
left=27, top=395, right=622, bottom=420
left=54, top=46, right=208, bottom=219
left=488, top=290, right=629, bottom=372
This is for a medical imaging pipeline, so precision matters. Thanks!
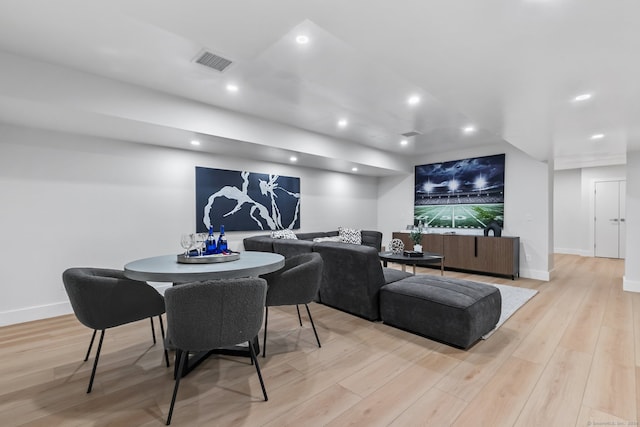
left=205, top=226, right=217, bottom=254
left=217, top=224, right=228, bottom=252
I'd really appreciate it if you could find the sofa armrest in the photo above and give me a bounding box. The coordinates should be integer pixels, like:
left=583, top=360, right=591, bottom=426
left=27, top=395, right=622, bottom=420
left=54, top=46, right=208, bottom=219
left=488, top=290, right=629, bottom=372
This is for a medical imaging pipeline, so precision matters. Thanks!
left=312, top=241, right=386, bottom=320
left=361, top=230, right=383, bottom=251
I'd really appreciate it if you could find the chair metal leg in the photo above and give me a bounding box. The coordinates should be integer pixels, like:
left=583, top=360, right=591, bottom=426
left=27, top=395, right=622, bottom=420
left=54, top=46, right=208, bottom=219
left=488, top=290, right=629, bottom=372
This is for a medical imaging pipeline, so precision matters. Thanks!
left=158, top=315, right=170, bottom=367
left=172, top=349, right=183, bottom=380
left=150, top=317, right=157, bottom=344
left=166, top=349, right=187, bottom=425
left=262, top=306, right=269, bottom=358
left=248, top=340, right=268, bottom=401
left=305, top=304, right=321, bottom=348
left=87, top=329, right=105, bottom=393
left=84, top=329, right=97, bottom=362
left=296, top=305, right=302, bottom=326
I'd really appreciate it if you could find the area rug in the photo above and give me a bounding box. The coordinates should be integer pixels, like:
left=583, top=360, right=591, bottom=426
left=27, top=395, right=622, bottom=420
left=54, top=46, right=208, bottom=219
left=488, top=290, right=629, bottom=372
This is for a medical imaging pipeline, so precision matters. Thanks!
left=482, top=283, right=538, bottom=339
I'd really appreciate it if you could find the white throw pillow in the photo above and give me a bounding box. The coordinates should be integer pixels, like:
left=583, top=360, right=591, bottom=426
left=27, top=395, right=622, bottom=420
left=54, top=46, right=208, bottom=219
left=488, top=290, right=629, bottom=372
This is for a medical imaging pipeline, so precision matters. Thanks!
left=312, top=236, right=344, bottom=243
left=338, top=227, right=362, bottom=245
left=270, top=229, right=298, bottom=240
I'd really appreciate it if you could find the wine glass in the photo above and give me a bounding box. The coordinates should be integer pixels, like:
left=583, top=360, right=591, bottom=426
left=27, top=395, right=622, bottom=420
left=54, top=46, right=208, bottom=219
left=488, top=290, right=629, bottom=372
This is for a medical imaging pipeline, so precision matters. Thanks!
left=180, top=233, right=194, bottom=257
left=195, top=232, right=207, bottom=256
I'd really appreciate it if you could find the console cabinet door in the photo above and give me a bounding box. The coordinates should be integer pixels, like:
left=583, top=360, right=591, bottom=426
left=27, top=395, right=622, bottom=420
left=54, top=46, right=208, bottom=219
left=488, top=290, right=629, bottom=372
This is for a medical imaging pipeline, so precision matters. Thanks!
left=443, top=235, right=476, bottom=270
left=422, top=234, right=443, bottom=254
left=442, top=234, right=519, bottom=277
left=476, top=236, right=519, bottom=277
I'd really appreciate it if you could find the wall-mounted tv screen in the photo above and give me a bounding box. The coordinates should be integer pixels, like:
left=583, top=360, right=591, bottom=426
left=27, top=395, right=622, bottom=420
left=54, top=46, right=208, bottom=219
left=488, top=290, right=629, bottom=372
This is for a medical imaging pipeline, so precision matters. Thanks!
left=415, top=153, right=505, bottom=230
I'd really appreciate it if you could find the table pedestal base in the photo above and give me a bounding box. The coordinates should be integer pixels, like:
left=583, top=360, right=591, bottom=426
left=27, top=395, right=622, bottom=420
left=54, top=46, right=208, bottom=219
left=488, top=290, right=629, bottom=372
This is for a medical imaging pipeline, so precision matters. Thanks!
left=176, top=336, right=260, bottom=378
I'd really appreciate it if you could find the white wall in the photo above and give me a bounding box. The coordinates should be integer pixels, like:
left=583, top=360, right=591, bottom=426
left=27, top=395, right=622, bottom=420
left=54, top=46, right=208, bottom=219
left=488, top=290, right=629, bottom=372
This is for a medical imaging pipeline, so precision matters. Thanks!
left=0, top=124, right=379, bottom=326
left=377, top=142, right=553, bottom=281
left=554, top=169, right=585, bottom=255
left=624, top=151, right=640, bottom=292
left=553, top=165, right=627, bottom=257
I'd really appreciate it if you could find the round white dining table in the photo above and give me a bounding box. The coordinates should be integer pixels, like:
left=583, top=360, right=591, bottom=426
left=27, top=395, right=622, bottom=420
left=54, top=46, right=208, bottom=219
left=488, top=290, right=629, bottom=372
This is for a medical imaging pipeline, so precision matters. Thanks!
left=123, top=250, right=285, bottom=375
left=123, top=251, right=285, bottom=283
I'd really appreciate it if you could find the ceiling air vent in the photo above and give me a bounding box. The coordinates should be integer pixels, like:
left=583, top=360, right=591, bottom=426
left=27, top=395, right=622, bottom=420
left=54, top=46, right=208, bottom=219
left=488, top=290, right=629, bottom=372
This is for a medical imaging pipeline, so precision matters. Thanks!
left=401, top=130, right=422, bottom=137
left=194, top=51, right=233, bottom=72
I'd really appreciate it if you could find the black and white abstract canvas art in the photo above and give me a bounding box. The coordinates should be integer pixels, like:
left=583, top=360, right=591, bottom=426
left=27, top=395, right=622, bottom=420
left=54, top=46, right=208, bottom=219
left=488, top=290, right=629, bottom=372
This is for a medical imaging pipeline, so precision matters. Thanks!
left=195, top=167, right=301, bottom=232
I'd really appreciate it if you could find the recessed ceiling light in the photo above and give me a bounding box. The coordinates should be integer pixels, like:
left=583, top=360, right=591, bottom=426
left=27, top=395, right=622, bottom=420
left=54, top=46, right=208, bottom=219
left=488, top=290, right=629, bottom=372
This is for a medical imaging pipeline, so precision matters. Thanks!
left=338, top=119, right=348, bottom=128
left=190, top=140, right=200, bottom=146
left=351, top=167, right=358, bottom=172
left=226, top=84, right=239, bottom=92
left=296, top=35, right=309, bottom=44
left=290, top=156, right=298, bottom=162
left=590, top=133, right=605, bottom=140
left=462, top=125, right=476, bottom=134
left=407, top=95, right=421, bottom=106
left=400, top=139, right=409, bottom=146
left=573, top=93, right=592, bottom=102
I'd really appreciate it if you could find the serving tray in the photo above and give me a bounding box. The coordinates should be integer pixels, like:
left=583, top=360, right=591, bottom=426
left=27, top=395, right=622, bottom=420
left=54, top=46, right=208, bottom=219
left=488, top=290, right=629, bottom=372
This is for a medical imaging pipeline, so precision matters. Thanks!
left=177, top=252, right=240, bottom=264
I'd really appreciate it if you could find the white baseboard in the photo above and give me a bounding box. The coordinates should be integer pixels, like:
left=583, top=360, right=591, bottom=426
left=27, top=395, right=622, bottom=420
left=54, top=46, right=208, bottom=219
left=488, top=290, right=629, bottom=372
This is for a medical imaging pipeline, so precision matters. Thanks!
left=0, top=301, right=72, bottom=327
left=0, top=283, right=171, bottom=327
left=519, top=268, right=550, bottom=281
left=623, top=276, right=640, bottom=293
left=554, top=248, right=591, bottom=257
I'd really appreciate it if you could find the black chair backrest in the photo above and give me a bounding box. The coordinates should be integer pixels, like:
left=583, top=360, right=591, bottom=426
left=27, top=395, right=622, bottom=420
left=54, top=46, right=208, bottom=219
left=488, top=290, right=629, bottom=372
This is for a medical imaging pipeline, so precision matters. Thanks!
left=262, top=252, right=323, bottom=306
left=164, top=278, right=267, bottom=352
left=62, top=267, right=165, bottom=330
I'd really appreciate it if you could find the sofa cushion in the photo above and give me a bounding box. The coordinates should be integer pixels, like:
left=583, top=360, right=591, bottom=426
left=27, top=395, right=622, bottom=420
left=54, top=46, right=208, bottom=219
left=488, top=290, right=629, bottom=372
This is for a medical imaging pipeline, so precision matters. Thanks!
left=339, top=227, right=362, bottom=244
left=273, top=238, right=315, bottom=258
left=383, top=267, right=413, bottom=284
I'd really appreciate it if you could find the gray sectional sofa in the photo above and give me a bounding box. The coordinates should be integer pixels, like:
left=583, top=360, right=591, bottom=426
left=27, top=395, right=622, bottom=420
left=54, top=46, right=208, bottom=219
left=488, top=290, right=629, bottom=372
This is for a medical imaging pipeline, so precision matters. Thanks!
left=243, top=230, right=412, bottom=320
left=244, top=230, right=502, bottom=349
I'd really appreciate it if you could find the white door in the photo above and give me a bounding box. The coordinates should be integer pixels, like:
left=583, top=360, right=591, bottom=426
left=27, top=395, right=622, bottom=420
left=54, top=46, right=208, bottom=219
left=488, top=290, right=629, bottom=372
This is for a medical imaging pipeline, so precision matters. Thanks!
left=594, top=180, right=625, bottom=258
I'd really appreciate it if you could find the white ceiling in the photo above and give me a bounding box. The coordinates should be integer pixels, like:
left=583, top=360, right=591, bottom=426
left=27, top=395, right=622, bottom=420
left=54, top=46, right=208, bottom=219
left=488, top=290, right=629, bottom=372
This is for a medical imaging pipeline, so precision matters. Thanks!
left=0, top=0, right=638, bottom=175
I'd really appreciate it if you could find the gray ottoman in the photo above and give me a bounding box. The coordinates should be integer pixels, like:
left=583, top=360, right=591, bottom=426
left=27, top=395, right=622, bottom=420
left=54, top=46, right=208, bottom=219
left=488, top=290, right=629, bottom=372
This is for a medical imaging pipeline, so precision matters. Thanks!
left=380, top=275, right=501, bottom=349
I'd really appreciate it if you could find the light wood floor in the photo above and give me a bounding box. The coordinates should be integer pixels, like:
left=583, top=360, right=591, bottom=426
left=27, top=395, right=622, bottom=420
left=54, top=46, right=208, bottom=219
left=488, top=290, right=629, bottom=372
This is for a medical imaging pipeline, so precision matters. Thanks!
left=1, top=254, right=636, bottom=426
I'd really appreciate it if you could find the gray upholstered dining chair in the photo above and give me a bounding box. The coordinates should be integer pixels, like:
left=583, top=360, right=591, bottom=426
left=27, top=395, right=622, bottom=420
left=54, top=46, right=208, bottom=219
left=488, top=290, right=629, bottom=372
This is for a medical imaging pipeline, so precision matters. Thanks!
left=163, top=277, right=268, bottom=425
left=62, top=267, right=169, bottom=393
left=260, top=252, right=323, bottom=357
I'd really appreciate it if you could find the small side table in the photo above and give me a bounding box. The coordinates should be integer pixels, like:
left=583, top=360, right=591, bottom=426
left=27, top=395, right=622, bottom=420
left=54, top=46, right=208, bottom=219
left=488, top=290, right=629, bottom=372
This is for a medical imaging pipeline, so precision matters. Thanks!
left=379, top=251, right=445, bottom=275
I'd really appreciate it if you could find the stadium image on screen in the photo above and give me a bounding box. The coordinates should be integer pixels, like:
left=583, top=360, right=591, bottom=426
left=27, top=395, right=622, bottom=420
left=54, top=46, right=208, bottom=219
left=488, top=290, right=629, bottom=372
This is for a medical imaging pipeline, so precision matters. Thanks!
left=415, top=154, right=505, bottom=229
